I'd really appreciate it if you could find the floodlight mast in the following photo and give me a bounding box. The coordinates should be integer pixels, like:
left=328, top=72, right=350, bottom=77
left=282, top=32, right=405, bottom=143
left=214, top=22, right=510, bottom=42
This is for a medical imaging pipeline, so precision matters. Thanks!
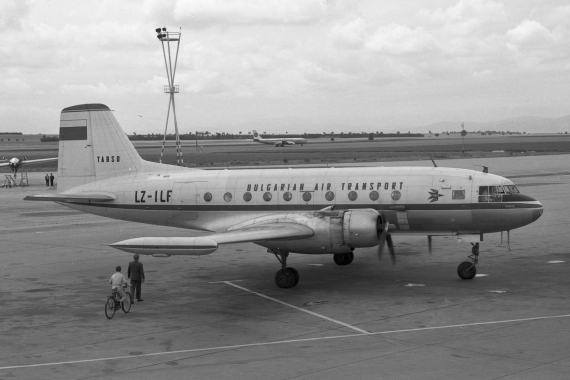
left=156, top=27, right=183, bottom=165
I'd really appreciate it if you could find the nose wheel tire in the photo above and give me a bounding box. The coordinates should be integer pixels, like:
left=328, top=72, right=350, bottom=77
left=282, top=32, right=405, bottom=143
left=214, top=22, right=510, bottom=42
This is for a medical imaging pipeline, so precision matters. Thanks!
left=275, top=268, right=299, bottom=288
left=457, top=261, right=477, bottom=280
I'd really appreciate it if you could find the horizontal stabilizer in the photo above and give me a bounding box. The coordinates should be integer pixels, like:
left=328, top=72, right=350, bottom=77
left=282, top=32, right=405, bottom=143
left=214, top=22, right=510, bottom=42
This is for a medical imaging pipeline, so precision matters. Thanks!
left=109, top=223, right=314, bottom=257
left=24, top=193, right=116, bottom=203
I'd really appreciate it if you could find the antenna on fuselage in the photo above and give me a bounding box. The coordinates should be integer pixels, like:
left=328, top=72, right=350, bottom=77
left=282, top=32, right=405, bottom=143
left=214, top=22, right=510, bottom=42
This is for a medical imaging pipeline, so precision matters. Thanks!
left=155, top=27, right=183, bottom=166
left=428, top=154, right=437, bottom=168
left=474, top=165, right=489, bottom=173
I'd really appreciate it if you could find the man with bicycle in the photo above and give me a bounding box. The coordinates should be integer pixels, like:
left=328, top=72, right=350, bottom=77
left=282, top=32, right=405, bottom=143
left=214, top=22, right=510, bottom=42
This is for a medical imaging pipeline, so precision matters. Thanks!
left=109, top=266, right=130, bottom=304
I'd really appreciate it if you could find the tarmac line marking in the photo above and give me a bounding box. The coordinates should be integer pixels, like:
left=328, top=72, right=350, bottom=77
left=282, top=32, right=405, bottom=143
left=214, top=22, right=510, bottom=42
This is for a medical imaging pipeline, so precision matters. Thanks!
left=223, top=281, right=370, bottom=334
left=3, top=313, right=570, bottom=371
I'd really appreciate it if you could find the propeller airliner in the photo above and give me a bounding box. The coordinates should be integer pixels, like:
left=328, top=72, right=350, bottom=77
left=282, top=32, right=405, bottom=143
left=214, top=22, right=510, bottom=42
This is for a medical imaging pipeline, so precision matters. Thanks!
left=252, top=130, right=307, bottom=147
left=0, top=156, right=58, bottom=178
left=25, top=104, right=543, bottom=288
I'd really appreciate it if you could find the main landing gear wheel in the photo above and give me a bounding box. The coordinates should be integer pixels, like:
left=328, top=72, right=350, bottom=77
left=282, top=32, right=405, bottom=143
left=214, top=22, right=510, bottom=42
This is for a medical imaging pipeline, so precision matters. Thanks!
left=333, top=252, right=354, bottom=265
left=457, top=242, right=480, bottom=280
left=275, top=268, right=298, bottom=288
left=457, top=262, right=476, bottom=279
left=270, top=250, right=299, bottom=288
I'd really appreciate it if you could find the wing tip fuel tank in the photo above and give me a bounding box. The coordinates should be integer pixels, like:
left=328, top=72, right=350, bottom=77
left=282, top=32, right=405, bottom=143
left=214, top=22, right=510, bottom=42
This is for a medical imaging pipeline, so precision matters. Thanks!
left=110, top=237, right=218, bottom=256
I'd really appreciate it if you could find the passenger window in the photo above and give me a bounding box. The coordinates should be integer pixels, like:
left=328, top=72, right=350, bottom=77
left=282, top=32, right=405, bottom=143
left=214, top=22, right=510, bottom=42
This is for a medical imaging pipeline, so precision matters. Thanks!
left=263, top=192, right=272, bottom=201
left=203, top=192, right=212, bottom=202
left=452, top=190, right=465, bottom=200
left=369, top=191, right=379, bottom=201
left=325, top=191, right=334, bottom=201
left=302, top=192, right=312, bottom=202
left=243, top=192, right=252, bottom=202
left=283, top=192, right=292, bottom=201
left=348, top=191, right=357, bottom=201
left=391, top=191, right=401, bottom=201
left=223, top=192, right=232, bottom=202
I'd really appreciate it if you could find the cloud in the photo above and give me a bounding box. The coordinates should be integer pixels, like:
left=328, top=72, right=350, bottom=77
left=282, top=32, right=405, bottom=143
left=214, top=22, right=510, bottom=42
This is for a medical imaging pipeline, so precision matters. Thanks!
left=145, top=0, right=327, bottom=27
left=332, top=18, right=367, bottom=48
left=507, top=19, right=557, bottom=49
left=365, top=24, right=436, bottom=54
left=0, top=0, right=29, bottom=31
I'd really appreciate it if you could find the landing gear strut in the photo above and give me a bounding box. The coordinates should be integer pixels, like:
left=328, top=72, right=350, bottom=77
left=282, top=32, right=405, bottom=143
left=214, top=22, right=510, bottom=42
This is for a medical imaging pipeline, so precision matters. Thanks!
left=457, top=243, right=479, bottom=280
left=270, top=250, right=299, bottom=288
left=333, top=252, right=354, bottom=265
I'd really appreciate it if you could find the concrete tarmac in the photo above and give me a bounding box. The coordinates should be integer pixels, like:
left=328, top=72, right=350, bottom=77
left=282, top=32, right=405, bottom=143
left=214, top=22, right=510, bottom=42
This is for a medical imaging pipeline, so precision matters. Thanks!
left=0, top=155, right=568, bottom=379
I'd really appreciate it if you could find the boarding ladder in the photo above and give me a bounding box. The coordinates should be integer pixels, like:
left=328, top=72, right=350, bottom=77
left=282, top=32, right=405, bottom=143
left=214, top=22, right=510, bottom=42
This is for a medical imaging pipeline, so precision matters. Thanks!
left=2, top=175, right=17, bottom=188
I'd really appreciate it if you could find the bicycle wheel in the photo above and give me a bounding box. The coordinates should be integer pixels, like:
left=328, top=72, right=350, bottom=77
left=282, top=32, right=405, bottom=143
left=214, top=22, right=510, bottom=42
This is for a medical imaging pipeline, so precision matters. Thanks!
left=122, top=292, right=131, bottom=313
left=105, top=297, right=116, bottom=319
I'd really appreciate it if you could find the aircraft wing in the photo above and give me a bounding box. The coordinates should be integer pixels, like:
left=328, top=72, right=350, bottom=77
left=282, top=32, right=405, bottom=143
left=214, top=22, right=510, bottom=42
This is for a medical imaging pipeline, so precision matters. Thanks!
left=22, top=158, right=58, bottom=165
left=110, top=223, right=314, bottom=256
left=24, top=193, right=116, bottom=203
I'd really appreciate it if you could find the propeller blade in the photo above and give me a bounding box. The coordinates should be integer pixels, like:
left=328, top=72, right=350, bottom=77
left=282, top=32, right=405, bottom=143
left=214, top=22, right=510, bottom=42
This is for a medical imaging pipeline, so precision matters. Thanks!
left=386, top=233, right=395, bottom=265
left=377, top=237, right=385, bottom=262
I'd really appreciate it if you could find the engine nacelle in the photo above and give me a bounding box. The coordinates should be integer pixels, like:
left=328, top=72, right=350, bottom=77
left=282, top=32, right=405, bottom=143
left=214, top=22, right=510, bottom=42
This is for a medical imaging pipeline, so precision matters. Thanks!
left=255, top=208, right=382, bottom=255
left=341, top=209, right=381, bottom=248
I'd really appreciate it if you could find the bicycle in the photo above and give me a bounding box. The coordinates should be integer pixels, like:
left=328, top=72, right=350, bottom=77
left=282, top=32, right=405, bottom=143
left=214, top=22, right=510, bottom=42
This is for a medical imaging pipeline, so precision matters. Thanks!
left=105, top=285, right=131, bottom=319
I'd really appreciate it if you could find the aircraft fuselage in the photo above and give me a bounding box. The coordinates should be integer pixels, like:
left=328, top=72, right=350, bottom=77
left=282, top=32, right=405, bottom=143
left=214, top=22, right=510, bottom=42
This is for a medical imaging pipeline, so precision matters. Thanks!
left=61, top=166, right=542, bottom=250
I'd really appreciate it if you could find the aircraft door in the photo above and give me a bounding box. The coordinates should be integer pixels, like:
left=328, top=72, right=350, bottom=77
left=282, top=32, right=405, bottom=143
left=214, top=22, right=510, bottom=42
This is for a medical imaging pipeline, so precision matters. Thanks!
left=174, top=182, right=198, bottom=221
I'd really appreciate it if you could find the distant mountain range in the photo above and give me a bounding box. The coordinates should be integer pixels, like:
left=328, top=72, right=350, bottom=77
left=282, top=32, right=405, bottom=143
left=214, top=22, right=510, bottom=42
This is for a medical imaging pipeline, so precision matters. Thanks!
left=414, top=115, right=570, bottom=134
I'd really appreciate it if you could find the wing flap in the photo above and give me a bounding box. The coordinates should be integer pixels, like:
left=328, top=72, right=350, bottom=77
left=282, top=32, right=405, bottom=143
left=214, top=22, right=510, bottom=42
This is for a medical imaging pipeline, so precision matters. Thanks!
left=209, top=223, right=314, bottom=244
left=24, top=193, right=116, bottom=202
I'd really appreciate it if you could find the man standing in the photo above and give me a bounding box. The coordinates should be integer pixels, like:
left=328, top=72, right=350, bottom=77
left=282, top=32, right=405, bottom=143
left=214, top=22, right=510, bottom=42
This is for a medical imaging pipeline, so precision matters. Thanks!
left=128, top=254, right=145, bottom=302
left=45, top=174, right=49, bottom=187
left=49, top=173, right=54, bottom=187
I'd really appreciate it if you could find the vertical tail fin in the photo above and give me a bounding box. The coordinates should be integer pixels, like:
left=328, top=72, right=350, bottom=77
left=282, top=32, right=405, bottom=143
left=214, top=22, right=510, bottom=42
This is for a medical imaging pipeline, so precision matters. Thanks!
left=252, top=130, right=260, bottom=141
left=58, top=104, right=143, bottom=192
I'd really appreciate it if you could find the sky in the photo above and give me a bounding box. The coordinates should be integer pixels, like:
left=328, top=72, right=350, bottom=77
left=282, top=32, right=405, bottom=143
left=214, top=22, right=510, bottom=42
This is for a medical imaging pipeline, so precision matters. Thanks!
left=1, top=0, right=569, bottom=135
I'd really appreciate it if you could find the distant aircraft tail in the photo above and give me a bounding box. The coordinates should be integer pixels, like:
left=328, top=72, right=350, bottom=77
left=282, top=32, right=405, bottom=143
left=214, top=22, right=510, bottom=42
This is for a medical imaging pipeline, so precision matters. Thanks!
left=252, top=130, right=261, bottom=141
left=57, top=104, right=145, bottom=191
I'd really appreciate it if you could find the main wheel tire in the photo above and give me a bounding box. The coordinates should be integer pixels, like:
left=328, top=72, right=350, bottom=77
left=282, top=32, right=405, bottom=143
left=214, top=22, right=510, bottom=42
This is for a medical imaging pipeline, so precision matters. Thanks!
left=457, top=261, right=477, bottom=280
left=275, top=269, right=295, bottom=288
left=348, top=252, right=354, bottom=264
left=122, top=292, right=132, bottom=313
left=333, top=253, right=351, bottom=266
left=287, top=267, right=300, bottom=287
left=105, top=297, right=116, bottom=319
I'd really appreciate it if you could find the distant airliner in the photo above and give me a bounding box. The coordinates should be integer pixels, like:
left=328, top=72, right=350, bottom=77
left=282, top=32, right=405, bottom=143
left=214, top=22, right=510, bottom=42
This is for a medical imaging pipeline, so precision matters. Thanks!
left=252, top=130, right=307, bottom=147
left=0, top=157, right=58, bottom=178
left=26, top=104, right=543, bottom=289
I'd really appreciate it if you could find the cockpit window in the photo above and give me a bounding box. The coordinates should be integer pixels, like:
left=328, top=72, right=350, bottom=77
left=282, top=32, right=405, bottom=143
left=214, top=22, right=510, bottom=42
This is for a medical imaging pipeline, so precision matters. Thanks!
left=503, top=185, right=520, bottom=194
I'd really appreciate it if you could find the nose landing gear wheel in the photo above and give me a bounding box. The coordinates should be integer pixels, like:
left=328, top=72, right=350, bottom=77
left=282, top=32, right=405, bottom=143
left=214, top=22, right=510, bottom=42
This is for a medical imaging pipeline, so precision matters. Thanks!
left=457, top=261, right=476, bottom=280
left=275, top=268, right=298, bottom=288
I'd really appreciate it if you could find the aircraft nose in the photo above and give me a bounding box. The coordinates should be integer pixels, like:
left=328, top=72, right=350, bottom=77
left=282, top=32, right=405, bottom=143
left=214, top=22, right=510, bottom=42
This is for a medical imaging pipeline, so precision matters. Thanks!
left=532, top=202, right=544, bottom=222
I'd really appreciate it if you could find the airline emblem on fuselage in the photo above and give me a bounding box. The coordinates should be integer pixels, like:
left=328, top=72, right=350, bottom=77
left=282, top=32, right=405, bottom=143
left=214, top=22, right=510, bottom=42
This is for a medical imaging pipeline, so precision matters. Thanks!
left=428, top=189, right=443, bottom=202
